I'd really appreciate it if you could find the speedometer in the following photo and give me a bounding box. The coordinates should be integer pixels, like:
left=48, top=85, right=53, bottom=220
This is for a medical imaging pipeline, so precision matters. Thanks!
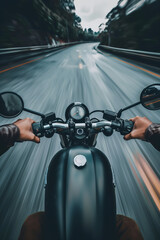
left=65, top=102, right=89, bottom=122
left=70, top=106, right=86, bottom=120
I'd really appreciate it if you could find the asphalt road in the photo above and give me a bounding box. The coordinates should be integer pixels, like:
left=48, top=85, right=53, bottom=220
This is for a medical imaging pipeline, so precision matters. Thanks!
left=0, top=43, right=160, bottom=240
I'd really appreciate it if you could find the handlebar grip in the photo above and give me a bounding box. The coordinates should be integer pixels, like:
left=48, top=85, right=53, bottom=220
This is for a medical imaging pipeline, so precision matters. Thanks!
left=32, top=122, right=44, bottom=137
left=120, top=120, right=134, bottom=135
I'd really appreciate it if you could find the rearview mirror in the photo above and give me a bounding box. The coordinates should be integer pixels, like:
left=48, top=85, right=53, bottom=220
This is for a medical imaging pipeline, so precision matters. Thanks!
left=140, top=84, right=160, bottom=110
left=0, top=92, right=24, bottom=118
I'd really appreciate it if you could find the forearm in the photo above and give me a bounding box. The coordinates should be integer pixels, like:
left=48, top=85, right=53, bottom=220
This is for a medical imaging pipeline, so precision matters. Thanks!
left=0, top=124, right=20, bottom=155
left=145, top=123, right=160, bottom=151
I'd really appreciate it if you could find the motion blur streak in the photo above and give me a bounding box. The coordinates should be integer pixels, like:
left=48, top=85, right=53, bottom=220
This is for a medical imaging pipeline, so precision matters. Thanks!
left=146, top=99, right=160, bottom=106
left=127, top=157, right=147, bottom=198
left=134, top=154, right=160, bottom=211
left=97, top=49, right=160, bottom=78
left=0, top=57, right=43, bottom=74
left=113, top=57, right=160, bottom=78
left=0, top=43, right=160, bottom=240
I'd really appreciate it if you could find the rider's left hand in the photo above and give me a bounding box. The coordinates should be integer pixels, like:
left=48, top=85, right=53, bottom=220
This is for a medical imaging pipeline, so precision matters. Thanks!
left=14, top=118, right=40, bottom=143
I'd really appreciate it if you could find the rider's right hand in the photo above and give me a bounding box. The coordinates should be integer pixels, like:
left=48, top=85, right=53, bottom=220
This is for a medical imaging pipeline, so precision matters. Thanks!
left=124, top=116, right=152, bottom=141
left=14, top=118, right=40, bottom=143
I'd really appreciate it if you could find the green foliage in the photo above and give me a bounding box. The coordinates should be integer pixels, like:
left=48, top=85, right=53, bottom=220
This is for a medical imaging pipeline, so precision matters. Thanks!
left=0, top=0, right=96, bottom=47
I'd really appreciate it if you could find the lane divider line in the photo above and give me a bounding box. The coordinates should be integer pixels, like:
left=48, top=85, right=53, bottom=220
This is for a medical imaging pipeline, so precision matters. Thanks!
left=146, top=99, right=160, bottom=106
left=96, top=47, right=160, bottom=78
left=134, top=154, right=160, bottom=211
left=0, top=57, right=44, bottom=74
left=79, top=63, right=83, bottom=69
left=113, top=57, right=160, bottom=78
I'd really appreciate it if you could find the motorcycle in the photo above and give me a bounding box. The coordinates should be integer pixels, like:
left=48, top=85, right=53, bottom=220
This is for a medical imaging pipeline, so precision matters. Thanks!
left=0, top=83, right=160, bottom=240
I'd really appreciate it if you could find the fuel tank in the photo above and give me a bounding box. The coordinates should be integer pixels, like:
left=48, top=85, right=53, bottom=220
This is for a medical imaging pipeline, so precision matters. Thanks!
left=45, top=146, right=116, bottom=240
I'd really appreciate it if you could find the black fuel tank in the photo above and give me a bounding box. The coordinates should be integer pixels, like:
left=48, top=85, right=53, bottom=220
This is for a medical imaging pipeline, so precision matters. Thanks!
left=45, top=146, right=116, bottom=240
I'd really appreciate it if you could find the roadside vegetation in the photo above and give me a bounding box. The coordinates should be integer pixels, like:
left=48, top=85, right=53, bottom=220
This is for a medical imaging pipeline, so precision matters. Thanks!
left=0, top=0, right=97, bottom=47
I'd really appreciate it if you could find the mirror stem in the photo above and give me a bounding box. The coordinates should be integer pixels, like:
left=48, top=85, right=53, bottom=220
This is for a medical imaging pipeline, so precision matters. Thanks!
left=23, top=108, right=45, bottom=118
left=117, top=101, right=141, bottom=117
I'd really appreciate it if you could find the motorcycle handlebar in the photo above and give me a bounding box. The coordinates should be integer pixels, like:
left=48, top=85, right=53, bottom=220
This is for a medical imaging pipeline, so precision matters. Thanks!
left=32, top=119, right=134, bottom=138
left=44, top=121, right=112, bottom=129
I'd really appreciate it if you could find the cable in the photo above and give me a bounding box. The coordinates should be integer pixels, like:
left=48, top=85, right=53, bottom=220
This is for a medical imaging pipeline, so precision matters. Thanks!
left=89, top=110, right=104, bottom=115
left=91, top=118, right=100, bottom=122
left=55, top=118, right=64, bottom=123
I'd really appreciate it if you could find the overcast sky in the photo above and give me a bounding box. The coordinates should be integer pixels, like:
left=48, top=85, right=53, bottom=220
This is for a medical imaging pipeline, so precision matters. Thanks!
left=74, top=0, right=119, bottom=32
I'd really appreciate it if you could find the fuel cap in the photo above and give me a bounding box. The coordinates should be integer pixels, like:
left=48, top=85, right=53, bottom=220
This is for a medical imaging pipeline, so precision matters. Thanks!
left=74, top=155, right=87, bottom=168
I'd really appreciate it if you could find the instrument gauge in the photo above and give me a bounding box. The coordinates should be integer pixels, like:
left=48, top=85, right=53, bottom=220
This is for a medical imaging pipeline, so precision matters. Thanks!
left=65, top=102, right=89, bottom=122
left=70, top=106, right=85, bottom=120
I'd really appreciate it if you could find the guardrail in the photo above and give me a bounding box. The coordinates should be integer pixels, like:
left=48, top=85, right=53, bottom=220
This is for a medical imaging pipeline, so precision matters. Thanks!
left=0, top=41, right=84, bottom=67
left=98, top=45, right=160, bottom=67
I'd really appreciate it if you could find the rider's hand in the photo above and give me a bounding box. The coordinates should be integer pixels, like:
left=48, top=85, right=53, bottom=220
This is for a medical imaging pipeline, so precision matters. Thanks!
left=14, top=118, right=40, bottom=143
left=124, top=116, right=152, bottom=141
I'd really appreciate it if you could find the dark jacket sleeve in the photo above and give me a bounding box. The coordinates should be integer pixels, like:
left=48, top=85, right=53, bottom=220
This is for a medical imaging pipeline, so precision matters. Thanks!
left=0, top=124, right=20, bottom=156
left=145, top=123, right=160, bottom=151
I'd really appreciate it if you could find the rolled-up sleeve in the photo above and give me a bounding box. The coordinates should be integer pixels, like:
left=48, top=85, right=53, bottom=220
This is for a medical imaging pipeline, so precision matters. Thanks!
left=145, top=123, right=160, bottom=151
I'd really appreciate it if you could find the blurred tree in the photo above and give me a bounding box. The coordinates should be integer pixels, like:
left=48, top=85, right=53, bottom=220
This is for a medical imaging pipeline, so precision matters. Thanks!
left=99, top=0, right=160, bottom=51
left=60, top=0, right=75, bottom=12
left=74, top=14, right=81, bottom=26
left=88, top=28, right=93, bottom=35
left=0, top=0, right=97, bottom=47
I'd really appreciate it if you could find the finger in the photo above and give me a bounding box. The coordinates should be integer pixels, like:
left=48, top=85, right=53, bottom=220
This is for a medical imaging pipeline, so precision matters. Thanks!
left=27, top=118, right=35, bottom=124
left=27, top=119, right=36, bottom=131
left=124, top=133, right=132, bottom=140
left=33, top=135, right=40, bottom=143
left=129, top=117, right=136, bottom=122
left=30, top=119, right=35, bottom=124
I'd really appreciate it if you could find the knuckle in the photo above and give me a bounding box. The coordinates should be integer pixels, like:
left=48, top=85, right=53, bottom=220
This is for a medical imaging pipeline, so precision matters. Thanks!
left=26, top=117, right=33, bottom=123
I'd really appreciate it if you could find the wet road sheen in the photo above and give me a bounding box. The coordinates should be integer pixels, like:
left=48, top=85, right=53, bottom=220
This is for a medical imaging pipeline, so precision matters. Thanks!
left=0, top=43, right=160, bottom=240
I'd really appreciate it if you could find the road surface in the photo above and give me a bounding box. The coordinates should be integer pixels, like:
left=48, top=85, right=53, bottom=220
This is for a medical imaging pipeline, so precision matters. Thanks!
left=0, top=43, right=160, bottom=240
